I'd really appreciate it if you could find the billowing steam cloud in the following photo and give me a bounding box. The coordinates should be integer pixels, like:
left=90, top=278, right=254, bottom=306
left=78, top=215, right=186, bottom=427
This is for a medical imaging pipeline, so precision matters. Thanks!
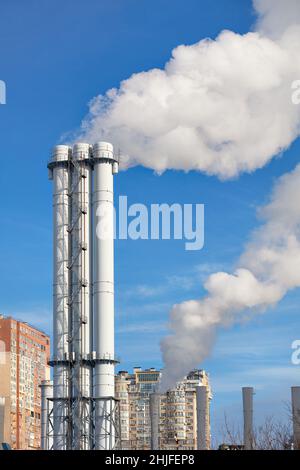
left=78, top=0, right=300, bottom=179
left=158, top=0, right=300, bottom=389
left=254, top=0, right=300, bottom=38
left=160, top=164, right=300, bottom=390
left=75, top=0, right=300, bottom=388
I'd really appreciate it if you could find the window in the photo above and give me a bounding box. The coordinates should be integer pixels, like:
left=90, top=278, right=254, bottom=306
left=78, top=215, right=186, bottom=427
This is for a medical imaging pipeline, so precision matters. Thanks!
left=137, top=373, right=160, bottom=383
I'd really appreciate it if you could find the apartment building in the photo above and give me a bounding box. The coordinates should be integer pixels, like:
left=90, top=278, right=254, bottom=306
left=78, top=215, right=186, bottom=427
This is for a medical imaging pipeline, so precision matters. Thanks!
left=115, top=367, right=211, bottom=450
left=0, top=315, right=50, bottom=449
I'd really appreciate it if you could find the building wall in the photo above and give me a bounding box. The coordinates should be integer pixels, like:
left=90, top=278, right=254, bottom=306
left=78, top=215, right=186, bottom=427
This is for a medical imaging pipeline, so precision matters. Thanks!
left=0, top=315, right=50, bottom=449
left=115, top=368, right=211, bottom=450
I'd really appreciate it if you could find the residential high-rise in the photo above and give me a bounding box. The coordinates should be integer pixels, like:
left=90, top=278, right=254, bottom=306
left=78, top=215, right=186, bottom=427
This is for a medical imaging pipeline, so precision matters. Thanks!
left=115, top=367, right=211, bottom=450
left=0, top=315, right=50, bottom=449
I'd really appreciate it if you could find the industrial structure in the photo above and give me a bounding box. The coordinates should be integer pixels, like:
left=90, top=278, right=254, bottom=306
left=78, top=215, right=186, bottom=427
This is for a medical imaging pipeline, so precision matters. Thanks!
left=40, top=380, right=53, bottom=450
left=43, top=140, right=299, bottom=453
left=47, top=141, right=119, bottom=450
left=0, top=315, right=50, bottom=449
left=196, top=385, right=210, bottom=450
left=242, top=387, right=254, bottom=450
left=149, top=392, right=160, bottom=450
left=291, top=386, right=300, bottom=450
left=115, top=367, right=211, bottom=450
left=0, top=397, right=6, bottom=446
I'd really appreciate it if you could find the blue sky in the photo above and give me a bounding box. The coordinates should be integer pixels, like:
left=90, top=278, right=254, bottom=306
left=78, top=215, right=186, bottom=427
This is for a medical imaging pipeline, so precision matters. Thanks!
left=0, top=0, right=299, bottom=442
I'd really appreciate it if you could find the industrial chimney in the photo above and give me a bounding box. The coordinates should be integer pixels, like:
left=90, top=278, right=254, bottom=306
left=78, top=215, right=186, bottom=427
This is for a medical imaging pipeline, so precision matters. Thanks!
left=92, top=141, right=118, bottom=450
left=242, top=387, right=254, bottom=450
left=291, top=386, right=300, bottom=450
left=150, top=393, right=160, bottom=450
left=49, top=144, right=71, bottom=450
left=40, top=380, right=53, bottom=450
left=196, top=385, right=210, bottom=450
left=48, top=141, right=119, bottom=450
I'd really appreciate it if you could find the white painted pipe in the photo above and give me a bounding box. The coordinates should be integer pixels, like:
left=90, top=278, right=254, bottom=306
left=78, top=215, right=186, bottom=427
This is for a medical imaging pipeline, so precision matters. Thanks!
left=242, top=387, right=254, bottom=450
left=71, top=143, right=93, bottom=449
left=196, top=385, right=209, bottom=450
left=40, top=380, right=53, bottom=450
left=93, top=142, right=116, bottom=450
left=291, top=386, right=300, bottom=450
left=51, top=145, right=71, bottom=450
left=150, top=393, right=160, bottom=450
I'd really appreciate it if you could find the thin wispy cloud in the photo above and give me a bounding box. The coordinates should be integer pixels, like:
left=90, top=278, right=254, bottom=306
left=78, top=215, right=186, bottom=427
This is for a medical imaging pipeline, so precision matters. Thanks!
left=116, top=301, right=172, bottom=318
left=2, top=307, right=52, bottom=334
left=211, top=365, right=300, bottom=393
left=117, top=321, right=167, bottom=335
left=123, top=262, right=228, bottom=300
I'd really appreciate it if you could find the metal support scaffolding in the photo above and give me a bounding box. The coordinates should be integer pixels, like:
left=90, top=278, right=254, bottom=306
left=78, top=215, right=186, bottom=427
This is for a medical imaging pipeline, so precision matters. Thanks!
left=45, top=396, right=121, bottom=450
left=45, top=402, right=54, bottom=450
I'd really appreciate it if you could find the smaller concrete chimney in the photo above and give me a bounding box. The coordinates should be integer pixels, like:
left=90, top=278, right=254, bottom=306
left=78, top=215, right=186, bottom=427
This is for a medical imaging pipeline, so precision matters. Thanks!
left=196, top=385, right=209, bottom=450
left=291, top=386, right=300, bottom=450
left=40, top=380, right=53, bottom=450
left=150, top=393, right=160, bottom=450
left=242, top=387, right=254, bottom=450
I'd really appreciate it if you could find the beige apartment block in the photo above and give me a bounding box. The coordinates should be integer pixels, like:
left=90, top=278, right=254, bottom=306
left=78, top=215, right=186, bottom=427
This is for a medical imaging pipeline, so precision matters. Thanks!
left=115, top=367, right=211, bottom=450
left=0, top=315, right=50, bottom=449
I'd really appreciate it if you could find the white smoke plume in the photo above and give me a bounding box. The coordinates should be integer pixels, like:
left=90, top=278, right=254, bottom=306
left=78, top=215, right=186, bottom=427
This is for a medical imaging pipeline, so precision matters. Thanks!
left=254, top=0, right=300, bottom=38
left=77, top=0, right=300, bottom=179
left=73, top=0, right=300, bottom=388
left=160, top=164, right=300, bottom=390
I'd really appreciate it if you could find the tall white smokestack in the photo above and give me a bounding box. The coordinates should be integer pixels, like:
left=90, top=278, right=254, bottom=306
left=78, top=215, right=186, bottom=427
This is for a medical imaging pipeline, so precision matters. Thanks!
left=291, top=386, right=300, bottom=450
left=242, top=387, right=254, bottom=450
left=40, top=380, right=53, bottom=450
left=92, top=141, right=118, bottom=450
left=150, top=393, right=160, bottom=450
left=71, top=143, right=93, bottom=449
left=196, top=385, right=209, bottom=450
left=49, top=141, right=118, bottom=450
left=49, top=145, right=71, bottom=450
